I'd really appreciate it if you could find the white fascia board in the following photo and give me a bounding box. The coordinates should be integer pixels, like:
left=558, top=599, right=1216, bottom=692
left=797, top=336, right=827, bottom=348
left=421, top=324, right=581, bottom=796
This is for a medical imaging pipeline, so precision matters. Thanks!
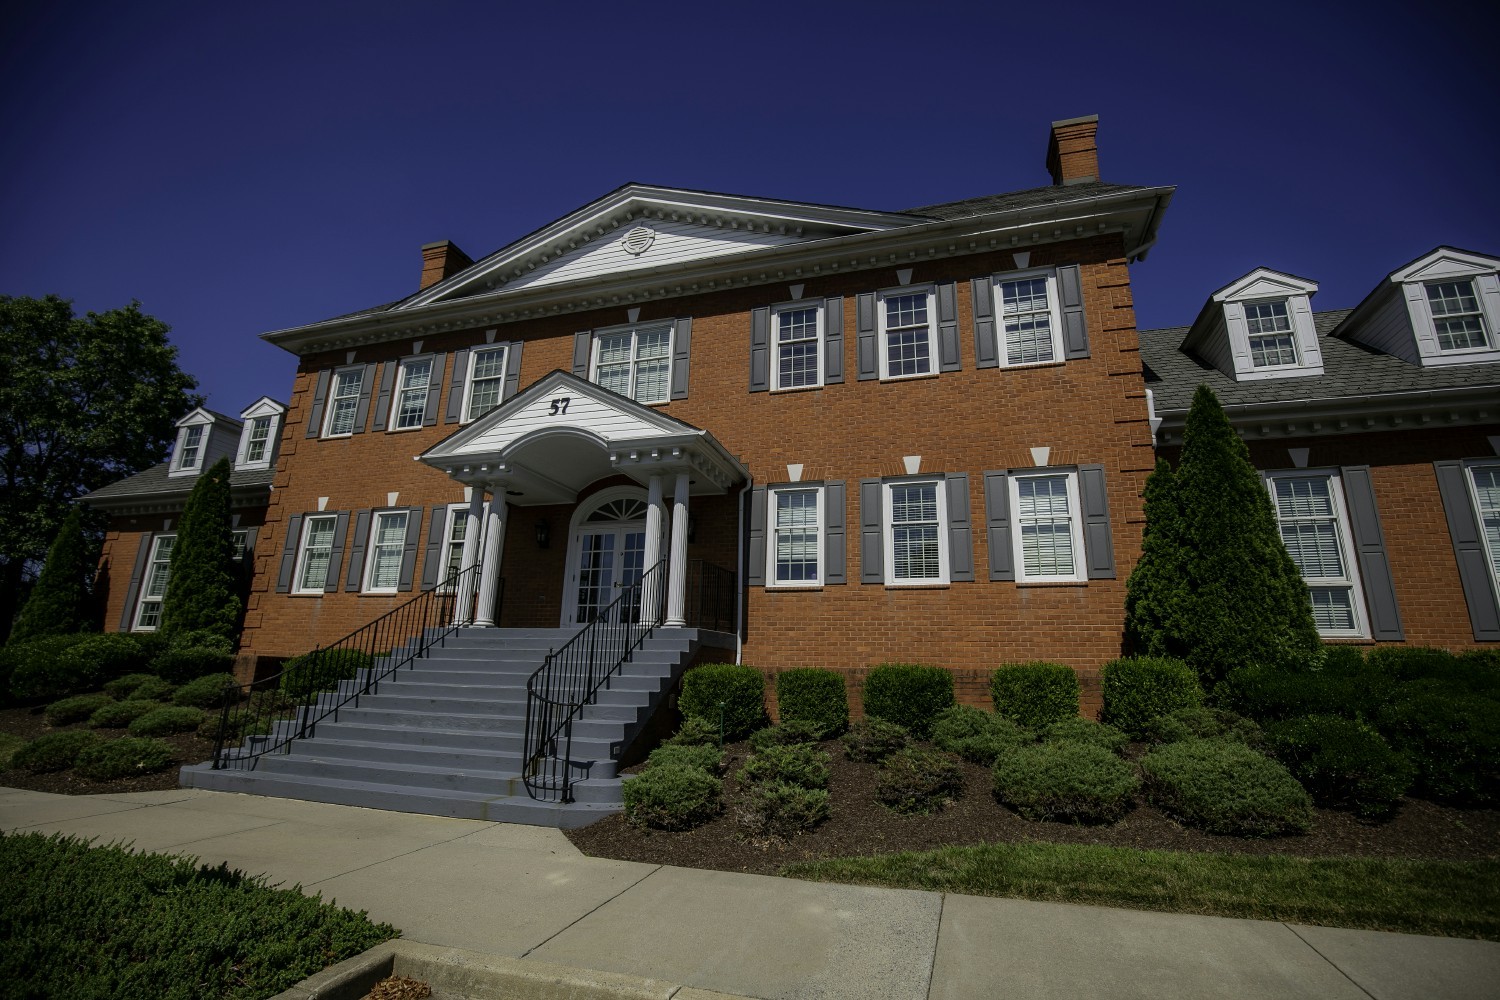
left=1153, top=383, right=1500, bottom=438
left=1389, top=247, right=1500, bottom=283
left=263, top=186, right=1173, bottom=356
left=1212, top=268, right=1320, bottom=302
left=238, top=396, right=288, bottom=418
left=174, top=407, right=218, bottom=428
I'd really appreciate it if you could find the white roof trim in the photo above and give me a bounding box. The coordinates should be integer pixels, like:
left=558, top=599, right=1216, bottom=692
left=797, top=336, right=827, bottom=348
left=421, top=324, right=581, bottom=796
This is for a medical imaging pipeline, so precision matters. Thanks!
left=1212, top=267, right=1320, bottom=301
left=238, top=396, right=288, bottom=418
left=1390, top=247, right=1500, bottom=283
left=174, top=407, right=221, bottom=428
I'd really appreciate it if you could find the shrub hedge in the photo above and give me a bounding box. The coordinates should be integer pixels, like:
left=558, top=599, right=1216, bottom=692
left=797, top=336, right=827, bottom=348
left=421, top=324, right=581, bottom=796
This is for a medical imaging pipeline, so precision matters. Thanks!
left=74, top=737, right=176, bottom=780
left=1375, top=689, right=1500, bottom=805
left=735, top=781, right=830, bottom=839
left=130, top=677, right=177, bottom=703
left=11, top=732, right=99, bottom=773
left=104, top=673, right=162, bottom=699
left=875, top=747, right=963, bottom=814
left=172, top=673, right=237, bottom=709
left=621, top=764, right=723, bottom=830
left=841, top=718, right=910, bottom=762
left=128, top=706, right=206, bottom=738
left=1216, top=666, right=1379, bottom=723
left=88, top=699, right=162, bottom=729
left=930, top=705, right=1029, bottom=764
left=53, top=633, right=152, bottom=694
left=775, top=668, right=849, bottom=737
left=989, top=662, right=1079, bottom=729
left=739, top=744, right=830, bottom=790
left=5, top=634, right=95, bottom=702
left=645, top=743, right=722, bottom=775
left=1101, top=656, right=1202, bottom=739
left=992, top=742, right=1139, bottom=824
left=278, top=649, right=373, bottom=701
left=862, top=663, right=954, bottom=739
left=44, top=693, right=115, bottom=727
left=154, top=646, right=237, bottom=685
left=1040, top=717, right=1130, bottom=753
left=665, top=716, right=721, bottom=747
left=1147, top=706, right=1264, bottom=748
left=1140, top=740, right=1312, bottom=836
left=679, top=664, right=766, bottom=741
left=1264, top=714, right=1414, bottom=819
left=748, top=719, right=825, bottom=751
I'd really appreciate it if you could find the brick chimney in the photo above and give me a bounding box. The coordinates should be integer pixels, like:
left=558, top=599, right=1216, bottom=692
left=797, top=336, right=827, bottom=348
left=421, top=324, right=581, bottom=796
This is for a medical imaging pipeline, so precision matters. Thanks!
left=1045, top=115, right=1100, bottom=186
left=419, top=240, right=474, bottom=290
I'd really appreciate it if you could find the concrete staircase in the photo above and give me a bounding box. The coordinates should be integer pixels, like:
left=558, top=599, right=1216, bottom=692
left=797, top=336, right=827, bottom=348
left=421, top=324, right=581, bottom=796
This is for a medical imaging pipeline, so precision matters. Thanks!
left=180, top=627, right=731, bottom=827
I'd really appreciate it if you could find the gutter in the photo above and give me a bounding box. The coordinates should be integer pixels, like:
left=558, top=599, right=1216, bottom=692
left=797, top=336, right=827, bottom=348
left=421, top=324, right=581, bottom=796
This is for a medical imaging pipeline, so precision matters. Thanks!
left=1152, top=384, right=1499, bottom=440
left=735, top=475, right=752, bottom=664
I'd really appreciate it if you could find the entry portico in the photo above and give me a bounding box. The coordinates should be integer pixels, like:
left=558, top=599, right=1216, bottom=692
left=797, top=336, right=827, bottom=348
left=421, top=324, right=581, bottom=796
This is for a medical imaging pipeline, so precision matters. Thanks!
left=417, top=369, right=746, bottom=627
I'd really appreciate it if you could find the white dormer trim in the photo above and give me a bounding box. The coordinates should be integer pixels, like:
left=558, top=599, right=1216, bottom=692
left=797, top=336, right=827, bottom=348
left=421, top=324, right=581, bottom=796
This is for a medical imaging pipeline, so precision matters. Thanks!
left=235, top=397, right=287, bottom=470
left=1390, top=248, right=1500, bottom=368
left=169, top=408, right=218, bottom=478
left=1183, top=268, right=1323, bottom=383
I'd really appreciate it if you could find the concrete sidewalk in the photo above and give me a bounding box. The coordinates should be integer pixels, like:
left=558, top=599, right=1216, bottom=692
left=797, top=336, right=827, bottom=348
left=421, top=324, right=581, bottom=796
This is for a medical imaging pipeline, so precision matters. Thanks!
left=3, top=785, right=1495, bottom=1000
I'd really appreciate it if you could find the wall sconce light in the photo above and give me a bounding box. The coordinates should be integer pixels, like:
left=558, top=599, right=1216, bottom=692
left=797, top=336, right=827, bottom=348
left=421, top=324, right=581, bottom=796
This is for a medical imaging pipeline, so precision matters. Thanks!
left=535, top=519, right=550, bottom=549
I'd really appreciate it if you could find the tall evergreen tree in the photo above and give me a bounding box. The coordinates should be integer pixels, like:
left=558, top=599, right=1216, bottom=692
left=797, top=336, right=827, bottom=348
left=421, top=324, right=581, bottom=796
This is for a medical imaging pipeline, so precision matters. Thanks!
left=1126, top=386, right=1320, bottom=686
left=159, top=457, right=240, bottom=649
left=1123, top=457, right=1186, bottom=657
left=9, top=506, right=97, bottom=642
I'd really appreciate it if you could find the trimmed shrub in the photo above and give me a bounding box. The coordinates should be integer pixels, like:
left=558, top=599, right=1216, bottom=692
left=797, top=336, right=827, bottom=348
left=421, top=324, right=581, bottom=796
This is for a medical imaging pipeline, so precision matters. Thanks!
left=1367, top=646, right=1499, bottom=697
left=665, top=716, right=721, bottom=747
left=645, top=743, right=722, bottom=774
left=930, top=705, right=1029, bottom=764
left=861, top=663, right=955, bottom=739
left=278, top=649, right=373, bottom=701
left=155, top=646, right=236, bottom=685
left=11, top=731, right=99, bottom=773
left=1101, top=656, right=1202, bottom=739
left=9, top=506, right=96, bottom=643
left=989, top=662, right=1079, bottom=729
left=159, top=456, right=242, bottom=648
left=129, top=677, right=176, bottom=702
left=44, top=693, right=115, bottom=726
left=1040, top=717, right=1130, bottom=753
left=73, top=737, right=176, bottom=780
left=1264, top=715, right=1414, bottom=819
left=1375, top=690, right=1500, bottom=805
left=128, top=706, right=206, bottom=738
left=621, top=764, right=723, bottom=830
left=198, top=712, right=272, bottom=745
left=56, top=633, right=152, bottom=688
left=88, top=699, right=161, bottom=729
left=993, top=742, right=1140, bottom=824
left=875, top=747, right=963, bottom=814
left=1147, top=706, right=1264, bottom=748
left=739, top=744, right=830, bottom=790
left=775, top=668, right=849, bottom=737
left=735, top=780, right=830, bottom=839
left=171, top=673, right=237, bottom=709
left=678, top=663, right=767, bottom=741
left=1141, top=740, right=1313, bottom=836
left=104, top=673, right=160, bottom=699
left=0, top=732, right=23, bottom=771
left=748, top=719, right=825, bottom=751
left=841, top=717, right=910, bottom=762
left=7, top=634, right=107, bottom=702
left=1319, top=644, right=1367, bottom=675
left=1215, top=666, right=1362, bottom=723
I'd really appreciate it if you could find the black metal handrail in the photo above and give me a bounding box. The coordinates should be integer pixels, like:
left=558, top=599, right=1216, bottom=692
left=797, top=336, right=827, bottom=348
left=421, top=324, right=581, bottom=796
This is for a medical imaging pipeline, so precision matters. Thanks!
left=687, top=558, right=736, bottom=633
left=210, top=564, right=486, bottom=770
left=523, top=558, right=669, bottom=802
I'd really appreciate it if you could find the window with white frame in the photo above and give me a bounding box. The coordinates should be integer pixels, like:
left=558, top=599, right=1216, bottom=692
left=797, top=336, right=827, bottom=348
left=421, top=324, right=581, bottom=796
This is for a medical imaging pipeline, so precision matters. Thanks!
left=879, top=289, right=934, bottom=379
left=174, top=425, right=205, bottom=472
left=772, top=304, right=822, bottom=390
left=463, top=346, right=509, bottom=422
left=1268, top=472, right=1366, bottom=637
left=323, top=369, right=365, bottom=436
left=133, top=535, right=176, bottom=630
left=231, top=530, right=249, bottom=563
left=768, top=487, right=822, bottom=586
left=593, top=325, right=672, bottom=403
left=390, top=357, right=434, bottom=430
left=244, top=416, right=273, bottom=463
left=884, top=480, right=947, bottom=584
left=1469, top=465, right=1500, bottom=594
left=1425, top=280, right=1490, bottom=352
left=996, top=273, right=1063, bottom=366
left=441, top=505, right=470, bottom=588
left=294, top=514, right=338, bottom=594
left=1010, top=472, right=1086, bottom=582
left=363, top=510, right=409, bottom=593
left=1243, top=300, right=1299, bottom=368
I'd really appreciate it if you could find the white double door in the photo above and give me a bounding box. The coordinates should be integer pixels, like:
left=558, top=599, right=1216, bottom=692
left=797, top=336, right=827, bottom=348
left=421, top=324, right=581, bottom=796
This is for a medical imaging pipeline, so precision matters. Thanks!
left=569, top=523, right=647, bottom=625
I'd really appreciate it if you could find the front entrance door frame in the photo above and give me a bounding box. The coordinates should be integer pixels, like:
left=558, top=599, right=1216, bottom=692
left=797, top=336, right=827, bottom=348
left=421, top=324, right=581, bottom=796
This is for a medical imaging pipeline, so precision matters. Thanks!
left=560, top=485, right=663, bottom=626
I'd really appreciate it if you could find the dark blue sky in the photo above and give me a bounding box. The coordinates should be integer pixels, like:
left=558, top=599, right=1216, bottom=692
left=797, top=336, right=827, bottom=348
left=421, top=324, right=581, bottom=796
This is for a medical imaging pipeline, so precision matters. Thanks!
left=3, top=1, right=1494, bottom=413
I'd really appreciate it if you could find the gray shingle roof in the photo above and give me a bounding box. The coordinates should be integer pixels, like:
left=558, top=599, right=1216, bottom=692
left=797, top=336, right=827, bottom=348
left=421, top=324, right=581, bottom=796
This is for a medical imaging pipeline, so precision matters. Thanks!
left=83, top=464, right=275, bottom=505
left=1139, top=309, right=1500, bottom=412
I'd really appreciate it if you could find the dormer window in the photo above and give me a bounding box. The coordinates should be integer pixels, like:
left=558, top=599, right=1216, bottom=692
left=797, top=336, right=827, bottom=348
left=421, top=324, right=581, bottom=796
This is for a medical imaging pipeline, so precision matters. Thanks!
left=1244, top=300, right=1299, bottom=368
left=1425, top=280, right=1489, bottom=352
left=176, top=426, right=204, bottom=471
left=244, top=416, right=272, bottom=463
left=1180, top=269, right=1323, bottom=383
left=1343, top=247, right=1500, bottom=368
left=235, top=397, right=286, bottom=470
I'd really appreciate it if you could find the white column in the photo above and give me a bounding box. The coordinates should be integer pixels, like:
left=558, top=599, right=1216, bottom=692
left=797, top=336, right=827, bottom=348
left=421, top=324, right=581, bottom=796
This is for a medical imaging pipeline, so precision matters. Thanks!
left=665, top=472, right=690, bottom=627
left=641, top=475, right=665, bottom=622
left=473, top=491, right=507, bottom=628
left=452, top=488, right=485, bottom=626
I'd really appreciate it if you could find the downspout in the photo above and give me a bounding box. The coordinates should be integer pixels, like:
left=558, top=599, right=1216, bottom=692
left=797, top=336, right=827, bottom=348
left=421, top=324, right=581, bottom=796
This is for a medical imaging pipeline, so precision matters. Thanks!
left=735, top=475, right=753, bottom=664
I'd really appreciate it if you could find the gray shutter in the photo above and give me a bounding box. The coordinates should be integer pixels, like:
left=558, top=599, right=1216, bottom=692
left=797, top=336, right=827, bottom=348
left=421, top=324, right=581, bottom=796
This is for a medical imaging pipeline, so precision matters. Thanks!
left=825, top=480, right=847, bottom=584
left=372, top=360, right=398, bottom=432
left=749, top=307, right=770, bottom=393
left=936, top=281, right=962, bottom=372
left=119, top=534, right=154, bottom=629
left=1078, top=464, right=1116, bottom=579
left=983, top=471, right=1015, bottom=581
left=856, top=293, right=878, bottom=381
left=972, top=277, right=998, bottom=369
left=334, top=511, right=360, bottom=592
left=1341, top=466, right=1403, bottom=641
left=421, top=504, right=448, bottom=589
left=824, top=296, right=845, bottom=385
left=572, top=332, right=592, bottom=377
left=503, top=342, right=523, bottom=403
left=444, top=349, right=470, bottom=424
left=350, top=363, right=377, bottom=434
left=398, top=507, right=424, bottom=592
left=305, top=370, right=330, bottom=438
left=747, top=486, right=767, bottom=586
left=423, top=352, right=445, bottom=426
left=1435, top=460, right=1500, bottom=641
left=671, top=318, right=691, bottom=400
left=276, top=515, right=303, bottom=593
left=945, top=474, right=974, bottom=582
left=1058, top=264, right=1090, bottom=360
left=859, top=478, right=884, bottom=583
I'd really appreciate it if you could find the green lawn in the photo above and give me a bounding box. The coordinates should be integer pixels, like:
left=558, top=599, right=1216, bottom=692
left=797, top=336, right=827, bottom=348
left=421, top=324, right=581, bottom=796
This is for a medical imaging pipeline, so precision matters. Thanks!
left=782, top=841, right=1500, bottom=940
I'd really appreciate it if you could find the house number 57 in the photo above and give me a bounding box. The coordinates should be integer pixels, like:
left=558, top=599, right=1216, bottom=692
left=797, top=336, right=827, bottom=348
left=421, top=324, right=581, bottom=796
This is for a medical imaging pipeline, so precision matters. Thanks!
left=549, top=397, right=571, bottom=416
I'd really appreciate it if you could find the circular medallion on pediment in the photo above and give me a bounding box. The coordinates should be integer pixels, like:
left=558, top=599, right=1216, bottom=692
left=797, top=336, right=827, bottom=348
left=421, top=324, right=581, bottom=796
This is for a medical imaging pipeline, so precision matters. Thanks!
left=621, top=225, right=656, bottom=256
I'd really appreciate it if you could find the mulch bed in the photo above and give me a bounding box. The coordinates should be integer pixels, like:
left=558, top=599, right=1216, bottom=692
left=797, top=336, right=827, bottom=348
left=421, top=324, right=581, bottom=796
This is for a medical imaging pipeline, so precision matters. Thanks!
left=565, top=737, right=1500, bottom=874
left=1, top=704, right=216, bottom=796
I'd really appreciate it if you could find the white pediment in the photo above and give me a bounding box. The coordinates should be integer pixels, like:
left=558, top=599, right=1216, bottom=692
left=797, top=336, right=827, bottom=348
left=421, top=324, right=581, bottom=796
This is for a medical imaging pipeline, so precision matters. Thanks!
left=1391, top=247, right=1500, bottom=283
left=238, top=396, right=287, bottom=419
left=402, top=184, right=919, bottom=310
left=175, top=407, right=219, bottom=428
left=1212, top=268, right=1319, bottom=302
